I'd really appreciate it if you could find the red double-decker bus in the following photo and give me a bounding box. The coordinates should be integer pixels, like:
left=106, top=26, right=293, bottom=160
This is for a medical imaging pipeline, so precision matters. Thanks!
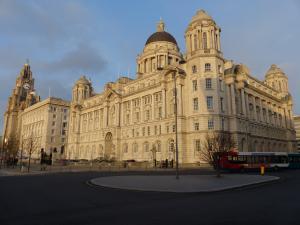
left=217, top=151, right=289, bottom=171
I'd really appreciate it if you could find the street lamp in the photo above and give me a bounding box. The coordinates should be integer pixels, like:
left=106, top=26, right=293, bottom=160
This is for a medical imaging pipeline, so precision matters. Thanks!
left=158, top=65, right=185, bottom=180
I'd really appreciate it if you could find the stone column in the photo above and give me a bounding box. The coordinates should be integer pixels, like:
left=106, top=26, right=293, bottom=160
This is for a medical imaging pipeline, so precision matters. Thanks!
left=177, top=83, right=182, bottom=116
left=259, top=99, right=264, bottom=122
left=266, top=103, right=270, bottom=124
left=162, top=89, right=166, bottom=118
left=217, top=31, right=221, bottom=51
left=131, top=100, right=134, bottom=125
left=104, top=104, right=108, bottom=128
left=230, top=84, right=236, bottom=115
left=211, top=30, right=215, bottom=49
left=245, top=92, right=250, bottom=119
left=226, top=84, right=232, bottom=115
left=199, top=29, right=202, bottom=50
left=283, top=108, right=288, bottom=128
left=241, top=89, right=247, bottom=116
left=116, top=102, right=121, bottom=127
left=252, top=96, right=257, bottom=121
left=152, top=94, right=155, bottom=120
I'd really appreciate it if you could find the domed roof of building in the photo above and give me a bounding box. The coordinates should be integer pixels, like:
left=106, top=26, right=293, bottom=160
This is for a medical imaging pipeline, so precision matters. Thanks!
left=75, top=75, right=90, bottom=85
left=145, top=19, right=177, bottom=46
left=190, top=9, right=214, bottom=23
left=265, top=64, right=285, bottom=77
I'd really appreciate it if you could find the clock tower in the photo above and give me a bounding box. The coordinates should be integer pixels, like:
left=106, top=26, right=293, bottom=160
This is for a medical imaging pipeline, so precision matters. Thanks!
left=2, top=63, right=40, bottom=156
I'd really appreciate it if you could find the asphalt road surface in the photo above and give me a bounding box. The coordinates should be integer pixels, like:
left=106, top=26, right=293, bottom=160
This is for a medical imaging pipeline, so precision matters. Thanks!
left=0, top=169, right=299, bottom=225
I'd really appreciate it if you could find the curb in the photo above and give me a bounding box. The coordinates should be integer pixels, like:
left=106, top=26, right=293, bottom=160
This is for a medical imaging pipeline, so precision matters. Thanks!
left=87, top=175, right=280, bottom=193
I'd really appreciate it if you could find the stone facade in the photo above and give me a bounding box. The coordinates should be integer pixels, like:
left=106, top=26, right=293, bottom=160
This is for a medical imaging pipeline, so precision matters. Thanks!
left=64, top=10, right=296, bottom=163
left=294, top=116, right=300, bottom=151
left=19, top=97, right=70, bottom=159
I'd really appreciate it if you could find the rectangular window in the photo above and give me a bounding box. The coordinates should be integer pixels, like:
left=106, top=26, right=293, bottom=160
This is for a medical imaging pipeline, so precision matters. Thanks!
left=195, top=140, right=201, bottom=151
left=53, top=114, right=56, bottom=119
left=136, top=112, right=140, bottom=122
left=192, top=80, right=197, bottom=91
left=208, top=119, right=214, bottom=130
left=193, top=98, right=199, bottom=111
left=205, top=63, right=211, bottom=72
left=205, top=78, right=212, bottom=89
left=154, top=125, right=157, bottom=135
left=145, top=110, right=150, bottom=121
left=142, top=127, right=145, bottom=136
left=207, top=96, right=213, bottom=110
left=51, top=137, right=54, bottom=143
left=194, top=122, right=199, bottom=131
left=51, top=129, right=55, bottom=134
left=147, top=126, right=150, bottom=136
left=52, top=121, right=55, bottom=126
left=172, top=124, right=176, bottom=133
left=64, top=115, right=67, bottom=120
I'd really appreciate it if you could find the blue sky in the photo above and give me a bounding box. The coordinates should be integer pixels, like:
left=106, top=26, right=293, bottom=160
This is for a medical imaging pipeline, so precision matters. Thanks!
left=0, top=0, right=300, bottom=130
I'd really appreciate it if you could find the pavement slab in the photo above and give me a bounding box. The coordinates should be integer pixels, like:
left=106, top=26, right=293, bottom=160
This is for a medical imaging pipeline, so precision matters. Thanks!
left=90, top=174, right=279, bottom=193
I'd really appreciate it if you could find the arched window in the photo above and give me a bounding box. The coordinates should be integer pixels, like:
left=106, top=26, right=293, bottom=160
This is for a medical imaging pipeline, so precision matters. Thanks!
left=279, top=82, right=282, bottom=91
left=203, top=32, right=208, bottom=49
left=193, top=34, right=197, bottom=50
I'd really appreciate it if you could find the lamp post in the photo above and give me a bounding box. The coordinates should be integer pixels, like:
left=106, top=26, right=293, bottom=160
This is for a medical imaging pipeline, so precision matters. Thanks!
left=173, top=72, right=179, bottom=180
left=158, top=65, right=184, bottom=180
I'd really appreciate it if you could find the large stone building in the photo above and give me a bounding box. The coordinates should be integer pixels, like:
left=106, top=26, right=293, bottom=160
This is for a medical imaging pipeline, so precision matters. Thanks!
left=66, top=10, right=296, bottom=164
left=2, top=64, right=40, bottom=156
left=20, top=97, right=70, bottom=159
left=2, top=64, right=70, bottom=160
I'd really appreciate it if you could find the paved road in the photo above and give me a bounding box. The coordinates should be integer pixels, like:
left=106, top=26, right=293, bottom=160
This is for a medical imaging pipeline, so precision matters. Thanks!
left=0, top=169, right=299, bottom=225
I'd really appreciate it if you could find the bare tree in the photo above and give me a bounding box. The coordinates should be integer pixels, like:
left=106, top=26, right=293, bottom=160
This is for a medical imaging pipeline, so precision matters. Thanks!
left=23, top=133, right=40, bottom=172
left=201, top=132, right=236, bottom=177
left=6, top=136, right=19, bottom=167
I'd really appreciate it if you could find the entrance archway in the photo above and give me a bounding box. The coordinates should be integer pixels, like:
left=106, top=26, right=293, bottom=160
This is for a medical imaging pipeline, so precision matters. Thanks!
left=105, top=132, right=113, bottom=158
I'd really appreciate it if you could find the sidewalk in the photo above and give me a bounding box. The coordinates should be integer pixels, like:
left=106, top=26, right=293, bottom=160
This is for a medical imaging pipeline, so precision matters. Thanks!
left=0, top=164, right=214, bottom=176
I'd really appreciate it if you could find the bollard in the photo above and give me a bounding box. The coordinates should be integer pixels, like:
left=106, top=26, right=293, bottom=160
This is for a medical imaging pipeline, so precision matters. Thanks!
left=260, top=164, right=265, bottom=176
